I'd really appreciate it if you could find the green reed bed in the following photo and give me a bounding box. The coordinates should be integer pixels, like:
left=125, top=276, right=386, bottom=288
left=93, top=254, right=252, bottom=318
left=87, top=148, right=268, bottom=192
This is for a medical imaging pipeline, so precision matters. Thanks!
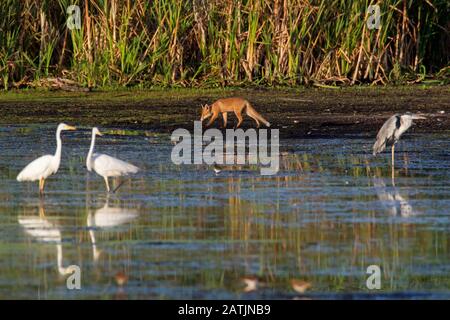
left=0, top=0, right=449, bottom=90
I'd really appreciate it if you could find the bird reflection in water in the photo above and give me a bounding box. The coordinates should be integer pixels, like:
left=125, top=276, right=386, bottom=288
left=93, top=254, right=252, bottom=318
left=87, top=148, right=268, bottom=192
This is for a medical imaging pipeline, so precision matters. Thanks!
left=18, top=200, right=76, bottom=276
left=87, top=195, right=139, bottom=262
left=87, top=196, right=138, bottom=300
left=373, top=178, right=416, bottom=217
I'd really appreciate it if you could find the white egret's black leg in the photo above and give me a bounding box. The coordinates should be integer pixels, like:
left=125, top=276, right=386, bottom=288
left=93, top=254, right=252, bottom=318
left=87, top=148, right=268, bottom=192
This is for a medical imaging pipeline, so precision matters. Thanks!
left=112, top=179, right=126, bottom=193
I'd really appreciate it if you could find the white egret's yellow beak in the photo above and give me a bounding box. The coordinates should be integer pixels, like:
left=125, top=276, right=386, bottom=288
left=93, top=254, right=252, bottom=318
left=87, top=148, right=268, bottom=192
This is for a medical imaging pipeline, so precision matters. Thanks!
left=412, top=114, right=426, bottom=120
left=64, top=125, right=77, bottom=130
left=97, top=131, right=103, bottom=136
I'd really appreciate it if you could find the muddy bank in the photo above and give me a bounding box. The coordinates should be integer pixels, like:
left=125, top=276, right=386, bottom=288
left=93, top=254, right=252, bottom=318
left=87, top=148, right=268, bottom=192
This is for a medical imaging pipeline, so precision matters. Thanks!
left=0, top=86, right=448, bottom=138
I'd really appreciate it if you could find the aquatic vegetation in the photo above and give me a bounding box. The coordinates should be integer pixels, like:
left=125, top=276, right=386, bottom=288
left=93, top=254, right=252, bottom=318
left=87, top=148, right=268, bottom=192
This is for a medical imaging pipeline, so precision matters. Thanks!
left=0, top=0, right=449, bottom=89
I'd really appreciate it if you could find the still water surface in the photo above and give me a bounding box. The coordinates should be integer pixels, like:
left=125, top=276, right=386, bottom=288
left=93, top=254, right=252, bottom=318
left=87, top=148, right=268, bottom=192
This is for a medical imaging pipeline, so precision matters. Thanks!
left=0, top=124, right=449, bottom=299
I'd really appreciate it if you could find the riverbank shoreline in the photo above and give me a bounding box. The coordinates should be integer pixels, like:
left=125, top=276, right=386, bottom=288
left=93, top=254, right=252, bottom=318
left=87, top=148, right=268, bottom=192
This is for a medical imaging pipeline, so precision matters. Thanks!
left=0, top=86, right=448, bottom=138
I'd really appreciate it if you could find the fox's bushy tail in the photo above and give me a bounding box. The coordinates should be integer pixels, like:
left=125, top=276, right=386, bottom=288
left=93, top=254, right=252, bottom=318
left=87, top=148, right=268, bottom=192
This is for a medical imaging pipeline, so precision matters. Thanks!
left=245, top=103, right=270, bottom=127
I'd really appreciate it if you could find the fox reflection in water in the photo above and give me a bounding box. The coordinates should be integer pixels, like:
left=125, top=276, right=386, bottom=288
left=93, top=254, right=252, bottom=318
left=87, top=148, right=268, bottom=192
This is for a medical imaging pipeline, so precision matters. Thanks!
left=373, top=178, right=416, bottom=217
left=87, top=195, right=139, bottom=261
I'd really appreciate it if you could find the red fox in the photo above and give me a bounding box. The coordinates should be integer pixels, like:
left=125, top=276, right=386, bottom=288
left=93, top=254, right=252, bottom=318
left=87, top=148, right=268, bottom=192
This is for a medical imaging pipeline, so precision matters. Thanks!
left=200, top=97, right=270, bottom=128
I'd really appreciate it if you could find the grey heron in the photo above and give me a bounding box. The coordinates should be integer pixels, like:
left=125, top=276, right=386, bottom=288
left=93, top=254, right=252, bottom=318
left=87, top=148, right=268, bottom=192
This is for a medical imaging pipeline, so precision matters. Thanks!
left=373, top=113, right=426, bottom=173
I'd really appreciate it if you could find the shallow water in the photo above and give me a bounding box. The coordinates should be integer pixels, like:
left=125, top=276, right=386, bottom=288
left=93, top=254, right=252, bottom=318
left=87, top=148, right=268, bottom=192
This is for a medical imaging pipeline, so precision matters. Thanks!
left=0, top=124, right=449, bottom=299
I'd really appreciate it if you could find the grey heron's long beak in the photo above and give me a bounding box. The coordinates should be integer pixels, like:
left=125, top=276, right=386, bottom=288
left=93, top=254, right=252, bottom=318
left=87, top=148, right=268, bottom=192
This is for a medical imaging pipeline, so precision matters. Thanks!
left=411, top=114, right=426, bottom=120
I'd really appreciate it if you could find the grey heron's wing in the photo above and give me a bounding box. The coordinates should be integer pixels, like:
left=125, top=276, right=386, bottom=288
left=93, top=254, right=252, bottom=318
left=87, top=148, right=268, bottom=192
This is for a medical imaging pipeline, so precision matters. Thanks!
left=373, top=115, right=400, bottom=155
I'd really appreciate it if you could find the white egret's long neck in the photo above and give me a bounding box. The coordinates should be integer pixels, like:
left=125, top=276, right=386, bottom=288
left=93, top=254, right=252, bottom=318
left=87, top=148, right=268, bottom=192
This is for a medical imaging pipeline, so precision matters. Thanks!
left=54, top=128, right=63, bottom=169
left=86, top=131, right=96, bottom=171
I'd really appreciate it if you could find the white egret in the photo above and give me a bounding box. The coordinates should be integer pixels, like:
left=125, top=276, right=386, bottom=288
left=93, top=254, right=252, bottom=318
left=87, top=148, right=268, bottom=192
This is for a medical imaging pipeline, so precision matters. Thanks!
left=86, top=127, right=139, bottom=192
left=17, top=123, right=76, bottom=195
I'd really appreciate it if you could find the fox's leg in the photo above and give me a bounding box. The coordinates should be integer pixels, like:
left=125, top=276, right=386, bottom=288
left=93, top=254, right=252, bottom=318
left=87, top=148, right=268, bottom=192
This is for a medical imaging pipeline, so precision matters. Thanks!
left=206, top=112, right=219, bottom=127
left=251, top=116, right=260, bottom=128
left=222, top=112, right=228, bottom=128
left=234, top=111, right=243, bottom=129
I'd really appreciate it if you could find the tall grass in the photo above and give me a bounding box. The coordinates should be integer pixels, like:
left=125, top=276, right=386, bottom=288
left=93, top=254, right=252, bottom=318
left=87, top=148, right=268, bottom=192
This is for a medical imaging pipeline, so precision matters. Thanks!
left=0, top=0, right=448, bottom=89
